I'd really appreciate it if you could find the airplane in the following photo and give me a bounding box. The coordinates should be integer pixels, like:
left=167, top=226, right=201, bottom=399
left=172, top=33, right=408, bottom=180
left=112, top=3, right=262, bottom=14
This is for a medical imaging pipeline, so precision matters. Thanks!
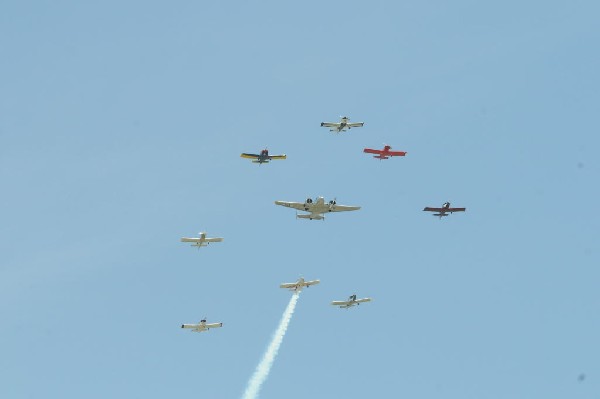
left=240, top=148, right=286, bottom=164
left=331, top=294, right=372, bottom=309
left=274, top=196, right=361, bottom=220
left=363, top=145, right=406, bottom=160
left=280, top=277, right=320, bottom=292
left=423, top=202, right=466, bottom=218
left=320, top=116, right=364, bottom=133
left=180, top=232, right=224, bottom=248
left=181, top=318, right=223, bottom=333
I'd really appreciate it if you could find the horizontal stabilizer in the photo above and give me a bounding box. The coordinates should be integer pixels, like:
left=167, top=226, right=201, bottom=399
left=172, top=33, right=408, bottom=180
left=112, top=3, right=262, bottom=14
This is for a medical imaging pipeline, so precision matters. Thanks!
left=296, top=214, right=324, bottom=220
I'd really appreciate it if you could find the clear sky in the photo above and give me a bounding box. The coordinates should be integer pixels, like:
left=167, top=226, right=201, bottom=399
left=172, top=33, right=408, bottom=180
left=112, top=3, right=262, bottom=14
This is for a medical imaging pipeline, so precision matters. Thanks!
left=1, top=0, right=599, bottom=398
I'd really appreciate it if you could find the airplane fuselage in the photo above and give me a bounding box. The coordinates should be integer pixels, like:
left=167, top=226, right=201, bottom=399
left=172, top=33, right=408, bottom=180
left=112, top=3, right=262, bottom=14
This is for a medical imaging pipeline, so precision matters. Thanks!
left=336, top=117, right=350, bottom=132
left=191, top=233, right=208, bottom=247
left=289, top=279, right=305, bottom=291
left=301, top=197, right=337, bottom=219
left=253, top=150, right=270, bottom=164
left=434, top=203, right=451, bottom=217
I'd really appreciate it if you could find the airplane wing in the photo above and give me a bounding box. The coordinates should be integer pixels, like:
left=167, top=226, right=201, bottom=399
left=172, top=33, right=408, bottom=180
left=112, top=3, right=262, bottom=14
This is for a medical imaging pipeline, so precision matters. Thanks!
left=355, top=298, right=372, bottom=303
left=321, top=122, right=340, bottom=127
left=205, top=322, right=223, bottom=329
left=268, top=154, right=287, bottom=160
left=423, top=207, right=443, bottom=212
left=240, top=153, right=260, bottom=159
left=363, top=148, right=383, bottom=155
left=275, top=201, right=306, bottom=211
left=388, top=151, right=407, bottom=156
left=280, top=283, right=297, bottom=289
left=305, top=279, right=320, bottom=287
left=347, top=122, right=364, bottom=128
left=204, top=237, right=224, bottom=243
left=447, top=208, right=466, bottom=212
left=181, top=237, right=202, bottom=243
left=330, top=205, right=361, bottom=212
left=331, top=300, right=350, bottom=306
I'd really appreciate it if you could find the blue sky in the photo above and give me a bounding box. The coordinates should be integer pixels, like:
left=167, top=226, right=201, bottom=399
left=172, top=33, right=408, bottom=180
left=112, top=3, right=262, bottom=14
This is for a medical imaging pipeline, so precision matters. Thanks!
left=1, top=0, right=599, bottom=398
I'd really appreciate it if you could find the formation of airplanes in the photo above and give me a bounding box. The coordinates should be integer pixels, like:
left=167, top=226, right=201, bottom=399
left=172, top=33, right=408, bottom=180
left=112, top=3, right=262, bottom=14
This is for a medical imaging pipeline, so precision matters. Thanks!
left=180, top=115, right=467, bottom=334
left=182, top=280, right=372, bottom=334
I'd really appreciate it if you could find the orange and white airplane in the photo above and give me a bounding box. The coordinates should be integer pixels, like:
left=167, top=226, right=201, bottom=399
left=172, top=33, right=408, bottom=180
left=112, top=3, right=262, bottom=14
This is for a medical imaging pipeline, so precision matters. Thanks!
left=363, top=145, right=406, bottom=160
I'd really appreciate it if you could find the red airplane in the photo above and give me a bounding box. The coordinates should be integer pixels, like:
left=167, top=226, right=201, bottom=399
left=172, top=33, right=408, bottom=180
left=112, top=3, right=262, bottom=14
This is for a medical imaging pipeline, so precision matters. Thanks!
left=423, top=202, right=466, bottom=218
left=363, top=145, right=406, bottom=160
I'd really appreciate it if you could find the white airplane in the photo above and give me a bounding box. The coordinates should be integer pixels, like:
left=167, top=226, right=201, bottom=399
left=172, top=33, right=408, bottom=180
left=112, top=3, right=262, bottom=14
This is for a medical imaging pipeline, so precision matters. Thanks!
left=180, top=232, right=224, bottom=248
left=181, top=318, right=223, bottom=333
left=280, top=277, right=320, bottom=292
left=275, top=197, right=360, bottom=220
left=331, top=294, right=372, bottom=309
left=320, top=116, right=364, bottom=133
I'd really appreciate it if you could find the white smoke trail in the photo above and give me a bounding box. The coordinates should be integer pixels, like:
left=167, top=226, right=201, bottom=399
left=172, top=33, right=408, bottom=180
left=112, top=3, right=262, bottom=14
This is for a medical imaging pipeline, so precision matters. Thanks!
left=242, top=292, right=300, bottom=399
